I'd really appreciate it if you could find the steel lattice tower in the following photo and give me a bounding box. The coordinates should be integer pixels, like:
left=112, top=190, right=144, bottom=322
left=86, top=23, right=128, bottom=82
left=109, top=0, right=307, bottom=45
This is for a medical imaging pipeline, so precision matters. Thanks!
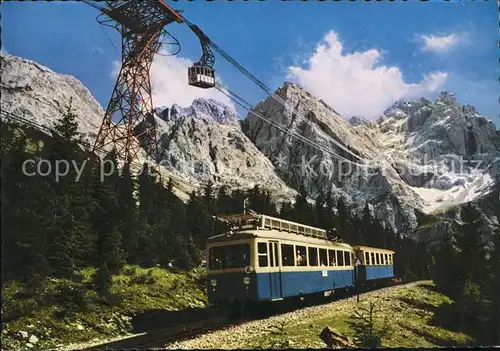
left=90, top=0, right=182, bottom=166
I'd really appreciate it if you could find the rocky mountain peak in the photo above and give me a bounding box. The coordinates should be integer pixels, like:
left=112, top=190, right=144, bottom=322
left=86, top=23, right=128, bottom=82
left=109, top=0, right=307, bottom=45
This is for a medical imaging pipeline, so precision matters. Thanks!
left=0, top=52, right=103, bottom=143
left=436, top=91, right=458, bottom=106
left=348, top=116, right=372, bottom=126
left=157, top=98, right=238, bottom=127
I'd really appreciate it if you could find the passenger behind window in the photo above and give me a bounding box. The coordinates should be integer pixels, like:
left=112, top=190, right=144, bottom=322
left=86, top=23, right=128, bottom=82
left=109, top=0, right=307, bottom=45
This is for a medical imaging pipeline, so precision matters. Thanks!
left=296, top=250, right=303, bottom=265
left=330, top=256, right=336, bottom=266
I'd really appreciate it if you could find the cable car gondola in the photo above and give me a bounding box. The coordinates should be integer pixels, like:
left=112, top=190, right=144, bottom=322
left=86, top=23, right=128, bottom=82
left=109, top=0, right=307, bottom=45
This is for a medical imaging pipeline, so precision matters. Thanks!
left=188, top=64, right=215, bottom=89
left=187, top=24, right=216, bottom=89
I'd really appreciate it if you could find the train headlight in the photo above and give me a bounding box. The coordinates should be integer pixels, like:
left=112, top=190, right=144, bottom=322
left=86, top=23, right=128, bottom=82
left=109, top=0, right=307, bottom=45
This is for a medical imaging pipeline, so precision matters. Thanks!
left=210, top=279, right=217, bottom=287
left=243, top=277, right=251, bottom=285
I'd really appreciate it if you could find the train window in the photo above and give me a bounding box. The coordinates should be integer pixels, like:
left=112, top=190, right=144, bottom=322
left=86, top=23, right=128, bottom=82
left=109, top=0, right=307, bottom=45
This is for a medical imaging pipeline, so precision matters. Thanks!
left=296, top=245, right=307, bottom=266
left=371, top=252, right=375, bottom=265
left=258, top=242, right=268, bottom=267
left=389, top=254, right=393, bottom=264
left=308, top=247, right=318, bottom=266
left=383, top=254, right=387, bottom=265
left=328, top=250, right=336, bottom=266
left=344, top=251, right=351, bottom=266
left=365, top=252, right=370, bottom=265
left=208, top=244, right=250, bottom=270
left=376, top=253, right=380, bottom=265
left=337, top=250, right=344, bottom=266
left=319, top=249, right=328, bottom=266
left=281, top=244, right=295, bottom=266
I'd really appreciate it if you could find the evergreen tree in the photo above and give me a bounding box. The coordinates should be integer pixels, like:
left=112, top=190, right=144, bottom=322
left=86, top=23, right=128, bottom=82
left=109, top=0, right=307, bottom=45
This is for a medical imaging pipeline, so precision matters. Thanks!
left=456, top=204, right=485, bottom=281
left=294, top=182, right=314, bottom=225
left=314, top=192, right=326, bottom=228
left=433, top=231, right=461, bottom=297
left=336, top=197, right=351, bottom=243
left=279, top=201, right=295, bottom=221
left=92, top=149, right=125, bottom=274
left=216, top=185, right=233, bottom=214
left=43, top=101, right=93, bottom=277
left=486, top=226, right=500, bottom=344
left=119, top=162, right=140, bottom=263
left=136, top=164, right=158, bottom=264
left=247, top=185, right=278, bottom=216
left=1, top=128, right=53, bottom=281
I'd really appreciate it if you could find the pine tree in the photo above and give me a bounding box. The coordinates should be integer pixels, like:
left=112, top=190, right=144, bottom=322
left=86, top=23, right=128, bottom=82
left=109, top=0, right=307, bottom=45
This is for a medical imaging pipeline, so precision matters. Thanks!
left=52, top=97, right=79, bottom=142
left=92, top=149, right=125, bottom=274
left=336, top=197, right=351, bottom=243
left=314, top=192, right=326, bottom=228
left=216, top=185, right=232, bottom=214
left=136, top=164, right=158, bottom=264
left=457, top=204, right=485, bottom=281
left=1, top=127, right=52, bottom=281
left=488, top=226, right=500, bottom=344
left=118, top=162, right=140, bottom=263
left=279, top=201, right=295, bottom=221
left=43, top=101, right=92, bottom=277
left=433, top=231, right=461, bottom=298
left=358, top=202, right=373, bottom=245
left=294, top=182, right=314, bottom=225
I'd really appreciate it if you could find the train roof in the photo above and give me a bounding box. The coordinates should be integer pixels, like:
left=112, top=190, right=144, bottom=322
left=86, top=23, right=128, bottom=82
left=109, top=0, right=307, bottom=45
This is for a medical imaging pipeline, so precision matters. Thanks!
left=207, top=229, right=354, bottom=251
left=213, top=211, right=328, bottom=239
left=352, top=245, right=395, bottom=254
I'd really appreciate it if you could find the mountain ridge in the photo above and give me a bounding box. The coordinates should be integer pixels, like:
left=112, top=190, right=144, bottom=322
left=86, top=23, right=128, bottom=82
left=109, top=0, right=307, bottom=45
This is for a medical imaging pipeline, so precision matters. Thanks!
left=2, top=52, right=498, bottom=236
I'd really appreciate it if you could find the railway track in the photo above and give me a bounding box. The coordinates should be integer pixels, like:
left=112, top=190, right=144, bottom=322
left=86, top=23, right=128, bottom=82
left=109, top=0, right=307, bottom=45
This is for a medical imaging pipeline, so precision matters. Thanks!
left=80, top=278, right=404, bottom=350
left=81, top=315, right=235, bottom=350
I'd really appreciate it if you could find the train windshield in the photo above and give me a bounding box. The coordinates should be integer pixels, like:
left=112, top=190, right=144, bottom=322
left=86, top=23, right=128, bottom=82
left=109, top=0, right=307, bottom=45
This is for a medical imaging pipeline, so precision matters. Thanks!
left=208, top=244, right=250, bottom=270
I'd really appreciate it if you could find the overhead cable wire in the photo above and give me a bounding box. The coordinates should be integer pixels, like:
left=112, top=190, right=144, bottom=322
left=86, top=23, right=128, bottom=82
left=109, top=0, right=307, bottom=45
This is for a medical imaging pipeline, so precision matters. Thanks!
left=174, top=55, right=374, bottom=169
left=178, top=12, right=370, bottom=164
left=0, top=110, right=204, bottom=190
left=213, top=84, right=373, bottom=168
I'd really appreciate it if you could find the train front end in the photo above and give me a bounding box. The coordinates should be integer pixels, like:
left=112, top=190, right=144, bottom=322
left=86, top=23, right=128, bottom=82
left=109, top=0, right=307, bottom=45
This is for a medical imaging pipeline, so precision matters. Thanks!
left=206, top=234, right=257, bottom=306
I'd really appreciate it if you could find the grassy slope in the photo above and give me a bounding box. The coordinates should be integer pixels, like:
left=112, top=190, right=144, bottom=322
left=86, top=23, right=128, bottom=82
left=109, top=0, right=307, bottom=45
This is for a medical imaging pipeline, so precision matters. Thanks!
left=245, top=282, right=473, bottom=348
left=2, top=265, right=207, bottom=350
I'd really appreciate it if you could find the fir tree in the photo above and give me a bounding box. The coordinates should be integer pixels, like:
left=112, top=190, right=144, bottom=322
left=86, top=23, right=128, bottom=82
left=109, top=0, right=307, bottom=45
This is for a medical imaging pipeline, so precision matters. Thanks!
left=294, top=182, right=314, bottom=225
left=433, top=231, right=461, bottom=297
left=1, top=128, right=53, bottom=281
left=118, top=162, right=140, bottom=263
left=43, top=102, right=93, bottom=277
left=92, top=149, right=125, bottom=274
left=457, top=204, right=485, bottom=281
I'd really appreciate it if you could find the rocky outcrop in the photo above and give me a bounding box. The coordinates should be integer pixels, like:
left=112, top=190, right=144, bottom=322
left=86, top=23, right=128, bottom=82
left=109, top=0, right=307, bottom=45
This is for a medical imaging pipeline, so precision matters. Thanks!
left=245, top=82, right=426, bottom=232
left=0, top=53, right=103, bottom=144
left=244, top=83, right=499, bottom=232
left=153, top=99, right=297, bottom=203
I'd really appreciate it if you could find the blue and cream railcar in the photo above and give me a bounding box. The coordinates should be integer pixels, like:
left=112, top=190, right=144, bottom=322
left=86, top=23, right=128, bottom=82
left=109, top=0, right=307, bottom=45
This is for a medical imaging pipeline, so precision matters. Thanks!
left=352, top=246, right=394, bottom=283
left=206, top=212, right=357, bottom=305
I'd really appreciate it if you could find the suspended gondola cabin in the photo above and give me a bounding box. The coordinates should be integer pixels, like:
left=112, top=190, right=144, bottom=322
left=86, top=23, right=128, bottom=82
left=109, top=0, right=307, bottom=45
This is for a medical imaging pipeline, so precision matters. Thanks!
left=188, top=65, right=215, bottom=88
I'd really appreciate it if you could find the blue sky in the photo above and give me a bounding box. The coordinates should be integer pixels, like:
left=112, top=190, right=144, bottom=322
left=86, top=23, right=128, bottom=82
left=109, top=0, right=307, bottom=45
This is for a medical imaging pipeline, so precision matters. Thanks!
left=2, top=0, right=498, bottom=126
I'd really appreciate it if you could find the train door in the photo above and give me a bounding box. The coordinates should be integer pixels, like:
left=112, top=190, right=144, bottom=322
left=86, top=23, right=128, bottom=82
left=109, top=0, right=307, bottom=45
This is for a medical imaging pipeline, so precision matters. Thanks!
left=268, top=241, right=283, bottom=300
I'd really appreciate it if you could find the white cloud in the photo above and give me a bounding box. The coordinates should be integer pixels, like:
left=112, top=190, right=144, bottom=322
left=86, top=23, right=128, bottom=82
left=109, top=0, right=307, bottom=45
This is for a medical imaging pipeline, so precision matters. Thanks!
left=287, top=31, right=448, bottom=119
left=110, top=52, right=235, bottom=110
left=418, top=33, right=463, bottom=54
